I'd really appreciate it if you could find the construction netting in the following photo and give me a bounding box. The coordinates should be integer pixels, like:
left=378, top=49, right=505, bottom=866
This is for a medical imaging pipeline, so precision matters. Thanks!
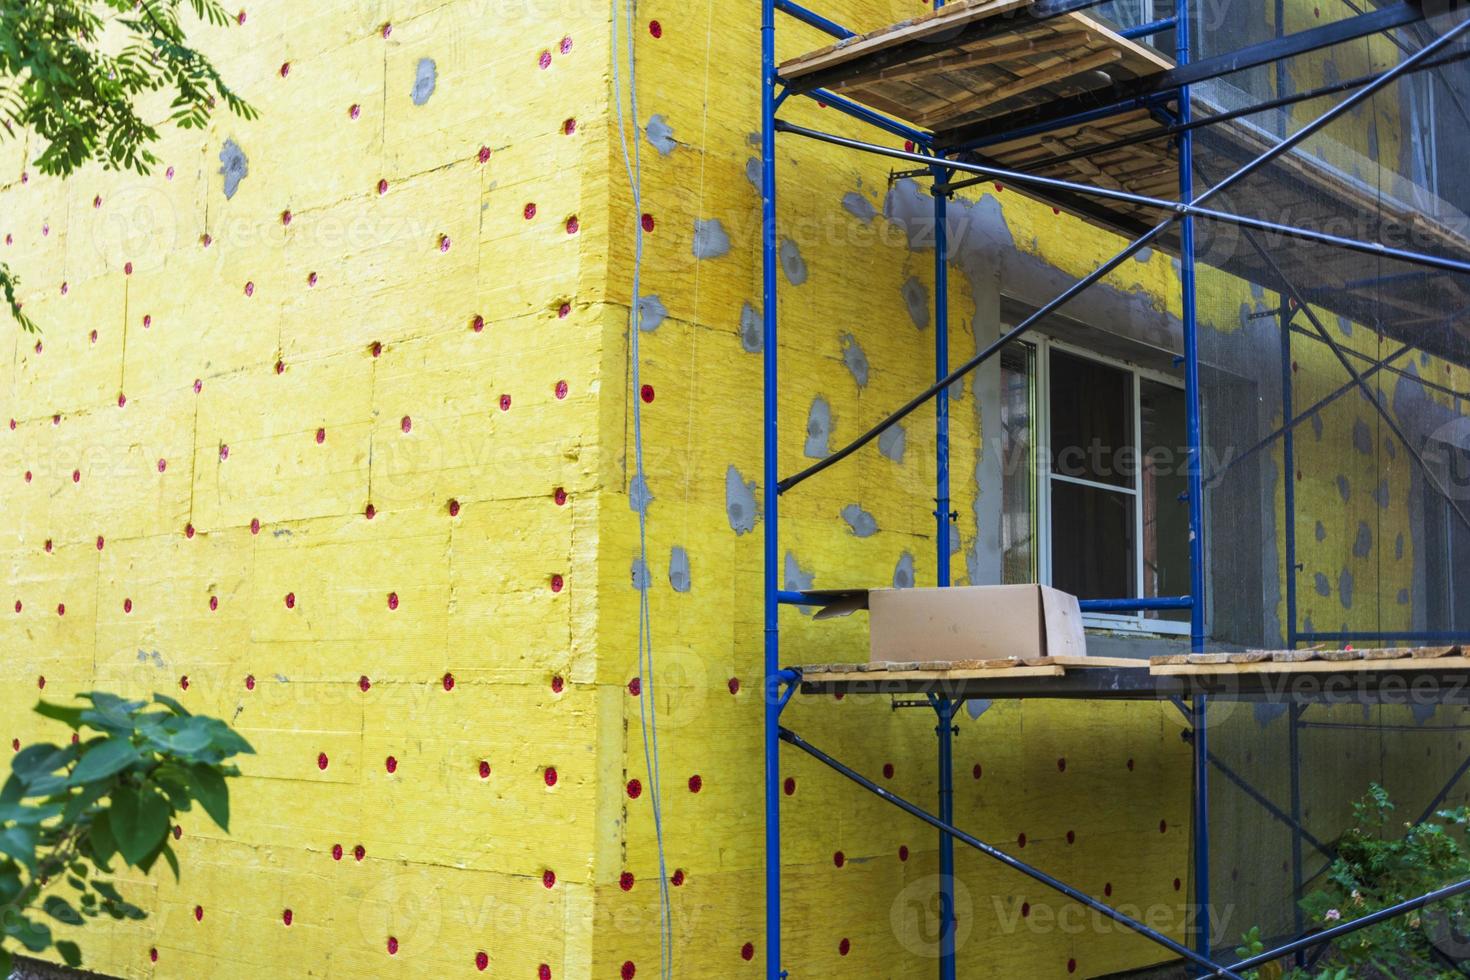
left=1176, top=0, right=1470, bottom=965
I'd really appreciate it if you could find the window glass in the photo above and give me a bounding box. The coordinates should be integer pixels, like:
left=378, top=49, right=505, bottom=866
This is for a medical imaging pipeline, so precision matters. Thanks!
left=1140, top=379, right=1191, bottom=622
left=1049, top=349, right=1134, bottom=488
left=1000, top=343, right=1037, bottom=584
left=1050, top=480, right=1136, bottom=599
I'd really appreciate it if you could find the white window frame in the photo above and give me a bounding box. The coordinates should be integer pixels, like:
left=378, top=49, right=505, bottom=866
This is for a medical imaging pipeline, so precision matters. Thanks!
left=1032, top=336, right=1190, bottom=637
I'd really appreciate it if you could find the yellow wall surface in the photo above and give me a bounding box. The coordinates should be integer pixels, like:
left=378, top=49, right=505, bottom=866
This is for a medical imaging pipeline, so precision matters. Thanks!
left=1, top=1, right=1465, bottom=978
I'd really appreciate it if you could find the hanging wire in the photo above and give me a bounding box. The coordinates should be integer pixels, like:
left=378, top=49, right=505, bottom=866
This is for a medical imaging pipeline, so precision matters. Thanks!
left=611, top=2, right=674, bottom=976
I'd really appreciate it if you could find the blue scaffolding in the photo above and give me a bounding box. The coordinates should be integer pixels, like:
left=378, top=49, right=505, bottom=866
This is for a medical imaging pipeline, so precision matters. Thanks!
left=759, top=0, right=1470, bottom=976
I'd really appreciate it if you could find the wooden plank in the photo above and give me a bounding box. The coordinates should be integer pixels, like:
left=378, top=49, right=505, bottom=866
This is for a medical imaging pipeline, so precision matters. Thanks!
left=868, top=32, right=1082, bottom=85
left=1151, top=656, right=1470, bottom=677
left=1411, top=646, right=1462, bottom=659
left=918, top=47, right=1125, bottom=126
left=778, top=0, right=1033, bottom=83
left=803, top=665, right=1066, bottom=682
left=1362, top=648, right=1415, bottom=660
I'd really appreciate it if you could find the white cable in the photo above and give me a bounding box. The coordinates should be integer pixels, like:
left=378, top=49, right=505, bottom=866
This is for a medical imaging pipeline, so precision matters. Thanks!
left=611, top=3, right=673, bottom=977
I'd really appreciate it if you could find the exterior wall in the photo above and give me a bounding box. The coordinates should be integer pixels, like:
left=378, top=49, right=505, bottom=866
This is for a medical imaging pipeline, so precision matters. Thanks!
left=1, top=3, right=621, bottom=977
left=0, top=2, right=1464, bottom=979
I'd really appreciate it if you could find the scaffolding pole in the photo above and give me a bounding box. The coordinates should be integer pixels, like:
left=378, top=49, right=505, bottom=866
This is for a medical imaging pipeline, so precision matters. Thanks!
left=759, top=4, right=1470, bottom=977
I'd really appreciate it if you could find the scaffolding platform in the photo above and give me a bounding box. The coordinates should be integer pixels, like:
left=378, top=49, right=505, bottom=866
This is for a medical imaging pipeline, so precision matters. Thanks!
left=778, top=0, right=1171, bottom=131
left=778, top=0, right=1470, bottom=354
left=795, top=646, right=1470, bottom=700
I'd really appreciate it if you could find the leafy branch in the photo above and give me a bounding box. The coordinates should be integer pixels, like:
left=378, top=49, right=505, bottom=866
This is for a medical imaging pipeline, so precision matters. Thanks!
left=0, top=0, right=255, bottom=329
left=0, top=691, right=254, bottom=974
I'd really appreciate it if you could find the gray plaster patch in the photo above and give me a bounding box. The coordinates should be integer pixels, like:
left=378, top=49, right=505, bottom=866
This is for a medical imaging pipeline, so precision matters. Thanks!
left=693, top=219, right=731, bottom=259
left=779, top=238, right=807, bottom=285
left=739, top=302, right=762, bottom=353
left=1336, top=475, right=1351, bottom=502
left=1254, top=701, right=1289, bottom=727
left=1311, top=413, right=1324, bottom=440
left=1339, top=568, right=1355, bottom=609
left=842, top=191, right=876, bottom=224
left=629, top=474, right=653, bottom=515
left=669, top=546, right=691, bottom=592
left=1135, top=247, right=1153, bottom=264
left=631, top=557, right=651, bottom=590
left=949, top=525, right=961, bottom=556
left=1395, top=532, right=1404, bottom=560
left=218, top=139, right=248, bottom=199
left=1237, top=303, right=1253, bottom=331
left=1398, top=587, right=1410, bottom=605
left=745, top=158, right=761, bottom=190
left=645, top=114, right=676, bottom=155
left=1352, top=521, right=1372, bottom=558
left=841, top=504, right=878, bottom=538
left=412, top=58, right=437, bottom=105
left=1314, top=572, right=1331, bottom=597
left=805, top=397, right=833, bottom=459
left=1385, top=437, right=1396, bottom=459
left=784, top=552, right=815, bottom=616
left=1412, top=702, right=1437, bottom=726
left=878, top=423, right=906, bottom=463
left=840, top=333, right=869, bottom=387
left=725, top=465, right=758, bottom=534
left=1352, top=418, right=1373, bottom=455
left=1374, top=479, right=1391, bottom=509
left=965, top=699, right=993, bottom=720
left=893, top=552, right=915, bottom=589
left=1315, top=521, right=1327, bottom=542
left=637, top=294, right=668, bottom=332
left=784, top=552, right=813, bottom=592
left=902, top=276, right=930, bottom=329
left=1337, top=314, right=1353, bottom=338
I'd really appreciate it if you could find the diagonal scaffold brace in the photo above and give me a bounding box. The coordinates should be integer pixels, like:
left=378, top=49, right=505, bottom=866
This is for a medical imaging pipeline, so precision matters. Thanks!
left=780, top=727, right=1249, bottom=980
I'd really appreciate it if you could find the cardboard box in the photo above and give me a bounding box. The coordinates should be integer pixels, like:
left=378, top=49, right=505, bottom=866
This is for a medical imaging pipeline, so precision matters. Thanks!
left=812, top=584, right=1087, bottom=663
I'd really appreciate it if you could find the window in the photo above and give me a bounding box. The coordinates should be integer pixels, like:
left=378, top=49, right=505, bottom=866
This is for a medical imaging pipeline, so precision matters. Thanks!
left=1424, top=432, right=1470, bottom=632
left=998, top=338, right=1191, bottom=633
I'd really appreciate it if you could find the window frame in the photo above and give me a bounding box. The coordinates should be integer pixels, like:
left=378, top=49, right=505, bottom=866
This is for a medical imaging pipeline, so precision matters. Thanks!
left=1031, top=336, right=1190, bottom=636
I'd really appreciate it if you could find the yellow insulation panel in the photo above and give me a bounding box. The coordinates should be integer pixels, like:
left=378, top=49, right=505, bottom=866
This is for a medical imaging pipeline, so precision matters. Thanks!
left=0, top=0, right=1456, bottom=978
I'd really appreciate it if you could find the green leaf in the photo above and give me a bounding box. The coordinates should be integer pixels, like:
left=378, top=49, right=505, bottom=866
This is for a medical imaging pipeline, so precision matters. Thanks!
left=189, top=763, right=230, bottom=831
left=34, top=699, right=86, bottom=729
left=69, top=737, right=142, bottom=785
left=109, top=784, right=169, bottom=865
left=63, top=778, right=111, bottom=823
left=43, top=894, right=84, bottom=926
left=0, top=824, right=37, bottom=871
left=0, top=945, right=11, bottom=976
left=55, top=939, right=82, bottom=967
left=152, top=692, right=192, bottom=716
left=0, top=862, right=21, bottom=904
left=146, top=716, right=212, bottom=755
left=10, top=742, right=67, bottom=781
left=89, top=811, right=118, bottom=870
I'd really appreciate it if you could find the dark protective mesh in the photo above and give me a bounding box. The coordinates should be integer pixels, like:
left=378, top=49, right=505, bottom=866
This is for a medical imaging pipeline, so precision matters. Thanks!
left=1181, top=2, right=1470, bottom=964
